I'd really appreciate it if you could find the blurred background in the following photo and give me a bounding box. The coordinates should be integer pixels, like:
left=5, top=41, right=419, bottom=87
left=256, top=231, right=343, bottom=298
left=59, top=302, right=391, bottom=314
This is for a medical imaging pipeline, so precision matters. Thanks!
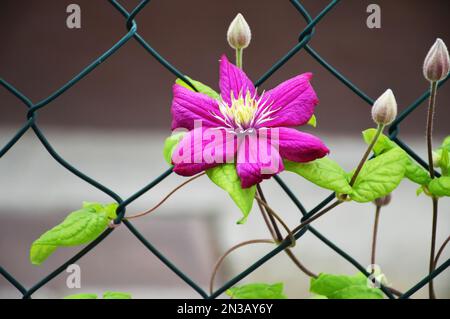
left=0, top=0, right=449, bottom=299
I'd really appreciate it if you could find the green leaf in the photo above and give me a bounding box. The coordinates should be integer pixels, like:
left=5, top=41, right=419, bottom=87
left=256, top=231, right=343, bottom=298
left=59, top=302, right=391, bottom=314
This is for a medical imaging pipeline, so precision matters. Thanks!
left=64, top=293, right=98, bottom=299
left=362, top=129, right=397, bottom=155
left=405, top=162, right=432, bottom=185
left=206, top=164, right=256, bottom=224
left=176, top=77, right=220, bottom=100
left=226, top=283, right=287, bottom=299
left=163, top=132, right=186, bottom=165
left=284, top=158, right=352, bottom=194
left=362, top=129, right=431, bottom=185
left=310, top=273, right=384, bottom=299
left=428, top=176, right=450, bottom=197
left=102, top=291, right=132, bottom=299
left=440, top=136, right=450, bottom=151
left=30, top=203, right=117, bottom=265
left=307, top=114, right=317, bottom=127
left=351, top=148, right=408, bottom=203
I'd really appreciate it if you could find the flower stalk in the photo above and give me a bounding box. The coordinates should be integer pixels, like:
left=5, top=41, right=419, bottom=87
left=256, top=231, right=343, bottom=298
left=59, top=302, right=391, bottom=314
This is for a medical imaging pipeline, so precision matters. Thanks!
left=423, top=38, right=449, bottom=299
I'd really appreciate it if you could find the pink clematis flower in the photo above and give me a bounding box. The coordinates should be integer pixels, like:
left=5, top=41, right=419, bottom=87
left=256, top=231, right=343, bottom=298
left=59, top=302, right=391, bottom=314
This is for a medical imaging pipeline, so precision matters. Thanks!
left=171, top=55, right=329, bottom=188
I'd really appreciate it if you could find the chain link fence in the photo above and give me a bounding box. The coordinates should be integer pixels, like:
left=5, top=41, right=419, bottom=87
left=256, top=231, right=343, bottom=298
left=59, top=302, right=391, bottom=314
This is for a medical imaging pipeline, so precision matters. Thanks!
left=1, top=0, right=449, bottom=299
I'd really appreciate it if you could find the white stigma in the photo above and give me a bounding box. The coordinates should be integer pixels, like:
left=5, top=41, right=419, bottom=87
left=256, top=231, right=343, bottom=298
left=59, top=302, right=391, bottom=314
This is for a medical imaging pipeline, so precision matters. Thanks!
left=210, top=90, right=279, bottom=133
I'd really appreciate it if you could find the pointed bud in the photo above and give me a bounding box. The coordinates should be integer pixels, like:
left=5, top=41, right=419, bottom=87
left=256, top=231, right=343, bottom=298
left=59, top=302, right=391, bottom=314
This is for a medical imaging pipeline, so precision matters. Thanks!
left=423, top=38, right=450, bottom=82
left=373, top=194, right=391, bottom=207
left=227, top=13, right=251, bottom=50
left=371, top=89, right=397, bottom=125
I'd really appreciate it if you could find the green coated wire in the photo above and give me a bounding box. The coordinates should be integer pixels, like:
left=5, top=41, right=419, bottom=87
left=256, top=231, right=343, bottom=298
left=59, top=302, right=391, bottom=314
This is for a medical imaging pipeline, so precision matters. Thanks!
left=0, top=0, right=448, bottom=300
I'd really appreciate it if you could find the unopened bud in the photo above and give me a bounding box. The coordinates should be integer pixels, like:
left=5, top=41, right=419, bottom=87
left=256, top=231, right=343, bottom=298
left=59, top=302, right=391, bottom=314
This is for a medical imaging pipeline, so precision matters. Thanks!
left=373, top=194, right=391, bottom=207
left=423, top=38, right=450, bottom=82
left=227, top=13, right=251, bottom=50
left=371, top=89, right=397, bottom=125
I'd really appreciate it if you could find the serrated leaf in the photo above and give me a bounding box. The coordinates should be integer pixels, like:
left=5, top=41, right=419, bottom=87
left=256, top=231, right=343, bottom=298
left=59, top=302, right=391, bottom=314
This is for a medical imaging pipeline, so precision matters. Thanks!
left=428, top=176, right=450, bottom=197
left=310, top=273, right=383, bottom=299
left=307, top=114, right=317, bottom=127
left=176, top=77, right=220, bottom=100
left=284, top=158, right=352, bottom=194
left=163, top=132, right=186, bottom=165
left=103, top=291, right=132, bottom=299
left=226, top=283, right=287, bottom=299
left=30, top=203, right=117, bottom=265
left=350, top=148, right=408, bottom=203
left=206, top=164, right=255, bottom=224
left=64, top=293, right=98, bottom=299
left=362, top=129, right=431, bottom=185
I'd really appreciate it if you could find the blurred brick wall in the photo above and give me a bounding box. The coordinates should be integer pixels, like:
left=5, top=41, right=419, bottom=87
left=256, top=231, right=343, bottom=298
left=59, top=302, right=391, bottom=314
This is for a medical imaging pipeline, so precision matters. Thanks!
left=1, top=0, right=449, bottom=135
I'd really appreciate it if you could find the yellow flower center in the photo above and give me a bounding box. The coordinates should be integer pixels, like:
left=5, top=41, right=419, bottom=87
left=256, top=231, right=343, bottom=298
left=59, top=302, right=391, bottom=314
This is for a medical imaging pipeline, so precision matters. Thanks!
left=210, top=90, right=278, bottom=133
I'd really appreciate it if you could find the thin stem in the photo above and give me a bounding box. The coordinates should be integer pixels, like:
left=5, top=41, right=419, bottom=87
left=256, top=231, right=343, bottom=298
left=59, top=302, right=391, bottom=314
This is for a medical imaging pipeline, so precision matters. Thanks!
left=291, top=200, right=343, bottom=235
left=426, top=81, right=438, bottom=179
left=434, top=235, right=450, bottom=269
left=349, top=123, right=385, bottom=187
left=256, top=186, right=278, bottom=240
left=256, top=185, right=317, bottom=278
left=371, top=205, right=382, bottom=272
left=236, top=48, right=243, bottom=69
left=209, top=239, right=275, bottom=294
left=126, top=172, right=205, bottom=220
left=429, top=197, right=439, bottom=299
left=425, top=80, right=439, bottom=299
left=255, top=196, right=296, bottom=247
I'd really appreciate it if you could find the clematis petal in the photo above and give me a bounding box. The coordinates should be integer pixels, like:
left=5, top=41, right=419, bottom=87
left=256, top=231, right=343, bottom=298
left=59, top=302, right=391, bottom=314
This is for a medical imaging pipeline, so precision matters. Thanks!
left=172, top=127, right=237, bottom=176
left=171, top=84, right=223, bottom=131
left=274, top=127, right=329, bottom=162
left=236, top=132, right=284, bottom=188
left=219, top=55, right=256, bottom=105
left=260, top=73, right=318, bottom=128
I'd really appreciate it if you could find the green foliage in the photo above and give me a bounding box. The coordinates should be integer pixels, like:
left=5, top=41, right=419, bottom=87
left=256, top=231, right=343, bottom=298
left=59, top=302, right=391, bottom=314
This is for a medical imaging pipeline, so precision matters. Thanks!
left=30, top=202, right=118, bottom=265
left=310, top=273, right=384, bottom=299
left=307, top=114, right=317, bottom=127
left=362, top=129, right=431, bottom=185
left=64, top=291, right=131, bottom=299
left=226, top=283, right=287, bottom=299
left=285, top=148, right=408, bottom=203
left=175, top=77, right=220, bottom=100
left=428, top=176, right=450, bottom=197
left=206, top=164, right=256, bottom=224
left=102, top=291, right=132, bottom=299
left=163, top=132, right=186, bottom=165
left=350, top=148, right=409, bottom=202
left=284, top=157, right=352, bottom=194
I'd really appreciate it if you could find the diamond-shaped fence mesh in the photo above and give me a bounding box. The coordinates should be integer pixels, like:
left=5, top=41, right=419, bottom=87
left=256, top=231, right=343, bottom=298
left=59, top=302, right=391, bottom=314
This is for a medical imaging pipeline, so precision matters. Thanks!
left=1, top=0, right=449, bottom=299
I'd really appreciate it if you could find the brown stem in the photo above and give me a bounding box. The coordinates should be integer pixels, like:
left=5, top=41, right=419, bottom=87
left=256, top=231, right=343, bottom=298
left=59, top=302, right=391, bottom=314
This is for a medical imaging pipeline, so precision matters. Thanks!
left=257, top=185, right=282, bottom=239
left=349, top=124, right=384, bottom=187
left=371, top=205, right=382, bottom=271
left=426, top=81, right=438, bottom=179
left=429, top=197, right=439, bottom=299
left=209, top=239, right=275, bottom=294
left=255, top=185, right=317, bottom=278
left=255, top=196, right=296, bottom=247
left=434, top=235, right=450, bottom=269
left=255, top=187, right=277, bottom=240
left=126, top=172, right=205, bottom=220
left=291, top=200, right=343, bottom=235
